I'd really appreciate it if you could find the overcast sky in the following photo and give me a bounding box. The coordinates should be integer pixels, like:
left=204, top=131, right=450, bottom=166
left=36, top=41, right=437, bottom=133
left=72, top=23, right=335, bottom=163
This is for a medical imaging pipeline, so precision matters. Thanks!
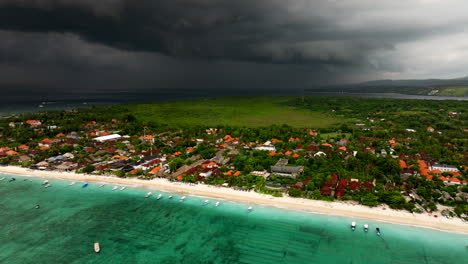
left=0, top=0, right=467, bottom=94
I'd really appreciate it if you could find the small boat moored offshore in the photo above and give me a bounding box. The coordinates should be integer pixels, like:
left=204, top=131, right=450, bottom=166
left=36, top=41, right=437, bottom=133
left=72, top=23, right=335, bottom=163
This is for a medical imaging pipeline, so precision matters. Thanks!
left=94, top=242, right=100, bottom=253
left=157, top=194, right=162, bottom=200
left=351, top=221, right=356, bottom=231
left=247, top=206, right=253, bottom=212
left=145, top=192, right=152, bottom=198
left=99, top=184, right=106, bottom=188
left=44, top=184, right=51, bottom=188
left=363, top=224, right=369, bottom=232
left=42, top=180, right=48, bottom=185
left=168, top=195, right=173, bottom=199
left=180, top=196, right=186, bottom=202
left=0, top=177, right=5, bottom=181
left=112, top=186, right=118, bottom=191
left=69, top=182, right=76, bottom=186
left=82, top=183, right=89, bottom=188
left=203, top=200, right=209, bottom=205
left=9, top=178, right=16, bottom=182
left=215, top=201, right=220, bottom=207
left=376, top=227, right=381, bottom=236
left=120, top=187, right=126, bottom=191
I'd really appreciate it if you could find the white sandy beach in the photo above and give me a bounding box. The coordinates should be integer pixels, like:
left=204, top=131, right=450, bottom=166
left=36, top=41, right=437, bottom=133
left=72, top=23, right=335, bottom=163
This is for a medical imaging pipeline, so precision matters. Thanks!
left=1, top=165, right=467, bottom=234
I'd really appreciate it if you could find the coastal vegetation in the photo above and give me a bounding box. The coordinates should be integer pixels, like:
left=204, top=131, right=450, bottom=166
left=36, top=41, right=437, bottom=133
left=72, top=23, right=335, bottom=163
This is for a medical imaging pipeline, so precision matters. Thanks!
left=0, top=96, right=467, bottom=219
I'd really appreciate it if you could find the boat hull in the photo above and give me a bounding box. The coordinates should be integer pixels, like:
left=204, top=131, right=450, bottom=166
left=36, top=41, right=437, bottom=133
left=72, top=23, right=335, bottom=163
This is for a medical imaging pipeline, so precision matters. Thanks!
left=94, top=243, right=100, bottom=253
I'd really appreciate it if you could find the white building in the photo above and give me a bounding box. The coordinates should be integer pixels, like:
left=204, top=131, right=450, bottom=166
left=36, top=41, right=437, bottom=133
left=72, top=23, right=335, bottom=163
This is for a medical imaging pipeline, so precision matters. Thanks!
left=254, top=145, right=276, bottom=152
left=430, top=164, right=459, bottom=173
left=93, top=134, right=121, bottom=143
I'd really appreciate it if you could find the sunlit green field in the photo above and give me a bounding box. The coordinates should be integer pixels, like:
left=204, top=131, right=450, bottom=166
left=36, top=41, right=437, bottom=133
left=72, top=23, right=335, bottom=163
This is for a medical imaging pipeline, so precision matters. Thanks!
left=437, top=86, right=468, bottom=97
left=121, top=97, right=341, bottom=128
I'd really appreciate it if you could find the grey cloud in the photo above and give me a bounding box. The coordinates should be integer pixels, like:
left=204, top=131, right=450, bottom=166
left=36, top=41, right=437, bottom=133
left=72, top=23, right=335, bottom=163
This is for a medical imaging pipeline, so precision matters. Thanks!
left=0, top=0, right=467, bottom=91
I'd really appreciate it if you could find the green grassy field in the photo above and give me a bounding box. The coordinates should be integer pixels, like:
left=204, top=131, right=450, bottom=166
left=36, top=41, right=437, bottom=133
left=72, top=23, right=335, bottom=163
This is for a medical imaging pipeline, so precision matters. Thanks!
left=437, top=86, right=468, bottom=97
left=120, top=97, right=341, bottom=128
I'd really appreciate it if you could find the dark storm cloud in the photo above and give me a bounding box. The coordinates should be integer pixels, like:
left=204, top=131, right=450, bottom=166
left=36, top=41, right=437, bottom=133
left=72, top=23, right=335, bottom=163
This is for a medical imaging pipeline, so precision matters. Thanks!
left=0, top=0, right=378, bottom=67
left=0, top=0, right=467, bottom=91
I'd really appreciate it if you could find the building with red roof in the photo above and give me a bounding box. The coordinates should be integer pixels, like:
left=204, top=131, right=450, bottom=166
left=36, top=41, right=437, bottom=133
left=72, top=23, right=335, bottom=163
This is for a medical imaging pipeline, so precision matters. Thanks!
left=6, top=150, right=18, bottom=155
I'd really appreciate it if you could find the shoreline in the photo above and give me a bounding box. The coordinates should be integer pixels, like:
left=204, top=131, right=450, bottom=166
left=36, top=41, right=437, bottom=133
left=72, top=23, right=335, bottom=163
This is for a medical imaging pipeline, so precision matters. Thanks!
left=1, top=166, right=467, bottom=234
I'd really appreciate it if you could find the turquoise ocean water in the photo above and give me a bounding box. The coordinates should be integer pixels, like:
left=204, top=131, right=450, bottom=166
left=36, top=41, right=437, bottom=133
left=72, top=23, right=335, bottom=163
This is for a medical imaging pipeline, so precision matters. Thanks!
left=0, top=173, right=467, bottom=264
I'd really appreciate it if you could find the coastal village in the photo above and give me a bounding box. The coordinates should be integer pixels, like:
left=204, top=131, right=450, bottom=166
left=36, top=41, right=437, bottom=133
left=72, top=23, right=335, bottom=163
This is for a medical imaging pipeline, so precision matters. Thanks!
left=1, top=107, right=467, bottom=221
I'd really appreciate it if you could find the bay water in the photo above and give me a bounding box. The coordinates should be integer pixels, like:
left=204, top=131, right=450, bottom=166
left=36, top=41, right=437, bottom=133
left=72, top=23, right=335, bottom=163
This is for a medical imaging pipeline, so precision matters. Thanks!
left=0, top=174, right=467, bottom=264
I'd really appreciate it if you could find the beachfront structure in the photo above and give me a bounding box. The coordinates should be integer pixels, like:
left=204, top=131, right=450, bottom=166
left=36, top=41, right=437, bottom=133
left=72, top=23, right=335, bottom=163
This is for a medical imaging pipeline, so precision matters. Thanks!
left=93, top=134, right=121, bottom=143
left=270, top=159, right=304, bottom=178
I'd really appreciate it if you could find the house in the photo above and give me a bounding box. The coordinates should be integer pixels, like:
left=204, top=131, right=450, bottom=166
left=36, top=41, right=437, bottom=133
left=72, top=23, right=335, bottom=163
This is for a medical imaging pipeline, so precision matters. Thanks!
left=18, top=145, right=29, bottom=151
left=250, top=170, right=271, bottom=179
left=139, top=135, right=155, bottom=143
left=55, top=162, right=77, bottom=171
left=270, top=159, right=304, bottom=178
left=337, top=139, right=348, bottom=146
left=36, top=161, right=49, bottom=169
left=26, top=120, right=42, bottom=127
left=6, top=150, right=18, bottom=156
left=0, top=147, right=12, bottom=152
left=17, top=155, right=31, bottom=162
left=426, top=127, right=434, bottom=132
left=149, top=166, right=162, bottom=174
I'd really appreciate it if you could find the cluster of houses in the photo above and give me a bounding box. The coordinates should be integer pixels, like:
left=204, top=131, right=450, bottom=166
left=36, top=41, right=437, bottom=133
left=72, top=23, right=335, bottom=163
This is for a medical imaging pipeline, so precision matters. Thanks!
left=0, top=118, right=466, bottom=198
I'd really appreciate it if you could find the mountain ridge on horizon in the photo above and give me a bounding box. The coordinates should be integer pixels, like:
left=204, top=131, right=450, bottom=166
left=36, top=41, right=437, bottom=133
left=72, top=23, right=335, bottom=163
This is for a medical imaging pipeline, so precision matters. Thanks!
left=307, top=75, right=468, bottom=96
left=353, top=75, right=468, bottom=87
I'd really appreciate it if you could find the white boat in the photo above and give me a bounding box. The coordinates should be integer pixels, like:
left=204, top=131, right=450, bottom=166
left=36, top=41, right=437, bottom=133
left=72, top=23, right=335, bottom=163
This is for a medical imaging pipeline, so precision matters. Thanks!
left=112, top=186, right=118, bottom=191
left=203, top=200, right=209, bottom=205
left=157, top=194, right=162, bottom=200
left=215, top=201, right=220, bottom=207
left=94, top=242, right=100, bottom=253
left=120, top=187, right=126, bottom=191
left=168, top=195, right=173, bottom=199
left=0, top=177, right=5, bottom=181
left=363, top=224, right=369, bottom=232
left=145, top=192, right=152, bottom=198
left=44, top=184, right=51, bottom=188
left=180, top=196, right=186, bottom=201
left=351, top=221, right=356, bottom=231
left=42, top=180, right=49, bottom=185
left=247, top=206, right=253, bottom=212
left=68, top=182, right=76, bottom=186
left=99, top=184, right=106, bottom=188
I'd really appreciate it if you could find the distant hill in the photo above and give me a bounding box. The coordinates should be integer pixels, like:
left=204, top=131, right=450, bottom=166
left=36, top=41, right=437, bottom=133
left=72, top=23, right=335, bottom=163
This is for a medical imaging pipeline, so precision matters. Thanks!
left=311, top=76, right=468, bottom=96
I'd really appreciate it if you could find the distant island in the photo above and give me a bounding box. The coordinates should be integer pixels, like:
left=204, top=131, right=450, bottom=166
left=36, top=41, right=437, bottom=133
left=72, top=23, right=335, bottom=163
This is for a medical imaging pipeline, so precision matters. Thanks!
left=0, top=96, right=467, bottom=223
left=309, top=76, right=468, bottom=97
